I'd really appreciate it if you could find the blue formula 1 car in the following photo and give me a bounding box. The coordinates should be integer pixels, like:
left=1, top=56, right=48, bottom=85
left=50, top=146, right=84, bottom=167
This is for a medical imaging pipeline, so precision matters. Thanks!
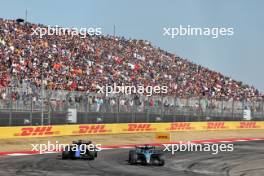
left=128, top=145, right=165, bottom=166
left=61, top=140, right=98, bottom=160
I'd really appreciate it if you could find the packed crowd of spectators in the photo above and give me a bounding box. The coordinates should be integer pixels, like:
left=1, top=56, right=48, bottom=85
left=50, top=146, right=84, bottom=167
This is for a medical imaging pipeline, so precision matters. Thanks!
left=0, top=18, right=262, bottom=101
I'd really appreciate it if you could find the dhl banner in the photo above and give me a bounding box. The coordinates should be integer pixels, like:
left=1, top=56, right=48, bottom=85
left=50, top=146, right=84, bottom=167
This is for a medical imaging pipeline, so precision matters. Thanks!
left=155, top=132, right=171, bottom=141
left=0, top=121, right=263, bottom=139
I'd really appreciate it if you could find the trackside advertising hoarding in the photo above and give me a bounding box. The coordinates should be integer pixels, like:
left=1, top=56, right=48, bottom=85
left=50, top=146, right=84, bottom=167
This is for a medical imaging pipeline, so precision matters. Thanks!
left=0, top=121, right=263, bottom=139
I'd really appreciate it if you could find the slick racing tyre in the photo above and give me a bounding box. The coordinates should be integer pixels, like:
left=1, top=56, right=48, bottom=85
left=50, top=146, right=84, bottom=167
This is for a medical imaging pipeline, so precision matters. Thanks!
left=128, top=150, right=137, bottom=164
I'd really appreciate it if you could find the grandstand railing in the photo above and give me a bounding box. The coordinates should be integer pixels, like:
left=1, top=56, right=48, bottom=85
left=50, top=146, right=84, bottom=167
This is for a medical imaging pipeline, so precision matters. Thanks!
left=0, top=87, right=263, bottom=126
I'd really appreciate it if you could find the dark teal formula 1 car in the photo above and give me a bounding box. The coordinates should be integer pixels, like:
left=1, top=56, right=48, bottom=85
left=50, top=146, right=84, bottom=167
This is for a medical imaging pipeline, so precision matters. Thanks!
left=128, top=145, right=165, bottom=166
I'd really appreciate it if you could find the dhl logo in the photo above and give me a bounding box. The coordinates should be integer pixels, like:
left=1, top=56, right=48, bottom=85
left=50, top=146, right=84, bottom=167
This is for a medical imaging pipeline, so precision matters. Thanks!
left=73, top=125, right=111, bottom=134
left=14, top=126, right=59, bottom=136
left=155, top=132, right=170, bottom=141
left=204, top=122, right=228, bottom=129
left=238, top=122, right=260, bottom=129
left=166, top=122, right=194, bottom=131
left=157, top=135, right=169, bottom=139
left=123, top=124, right=156, bottom=132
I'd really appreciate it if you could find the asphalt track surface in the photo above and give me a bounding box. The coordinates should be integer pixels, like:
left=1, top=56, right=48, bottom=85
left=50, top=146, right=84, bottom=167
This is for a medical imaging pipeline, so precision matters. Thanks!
left=0, top=141, right=263, bottom=176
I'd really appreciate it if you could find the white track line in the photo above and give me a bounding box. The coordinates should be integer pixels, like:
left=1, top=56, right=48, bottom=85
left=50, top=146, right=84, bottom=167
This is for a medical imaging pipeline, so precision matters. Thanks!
left=251, top=138, right=263, bottom=141
left=44, top=151, right=59, bottom=154
left=219, top=141, right=231, bottom=143
left=200, top=141, right=214, bottom=144
left=119, top=146, right=134, bottom=149
left=235, top=140, right=249, bottom=142
left=7, top=153, right=33, bottom=156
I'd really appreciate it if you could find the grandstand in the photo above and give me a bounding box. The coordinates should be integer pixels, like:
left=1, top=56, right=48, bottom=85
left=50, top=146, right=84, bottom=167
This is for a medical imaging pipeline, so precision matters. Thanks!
left=0, top=18, right=263, bottom=126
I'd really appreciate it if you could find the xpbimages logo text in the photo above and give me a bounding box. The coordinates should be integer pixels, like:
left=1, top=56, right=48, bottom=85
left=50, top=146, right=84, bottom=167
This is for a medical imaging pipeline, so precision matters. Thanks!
left=163, top=25, right=234, bottom=39
left=97, top=83, right=168, bottom=96
left=163, top=142, right=234, bottom=155
left=31, top=25, right=102, bottom=38
left=31, top=141, right=102, bottom=154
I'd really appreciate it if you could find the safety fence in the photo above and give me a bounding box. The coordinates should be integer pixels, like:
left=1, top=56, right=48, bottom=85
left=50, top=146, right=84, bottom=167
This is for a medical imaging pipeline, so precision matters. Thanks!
left=0, top=121, right=264, bottom=139
left=0, top=87, right=264, bottom=126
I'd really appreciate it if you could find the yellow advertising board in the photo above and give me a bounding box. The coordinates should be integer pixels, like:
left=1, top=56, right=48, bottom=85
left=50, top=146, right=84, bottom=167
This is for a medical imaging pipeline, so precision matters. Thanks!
left=0, top=121, right=263, bottom=139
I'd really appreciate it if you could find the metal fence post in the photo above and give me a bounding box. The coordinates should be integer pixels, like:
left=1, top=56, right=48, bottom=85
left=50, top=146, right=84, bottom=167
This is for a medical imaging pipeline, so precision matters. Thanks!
left=252, top=101, right=255, bottom=119
left=198, top=98, right=201, bottom=121
left=117, top=96, right=120, bottom=123
left=186, top=98, right=190, bottom=121
left=48, top=102, right=51, bottom=125
left=231, top=99, right=234, bottom=120
left=30, top=94, right=33, bottom=125
left=242, top=98, right=245, bottom=121
left=8, top=91, right=12, bottom=126
left=146, top=96, right=149, bottom=122
left=221, top=98, right=224, bottom=121
left=209, top=99, right=213, bottom=120
left=261, top=97, right=264, bottom=120
left=41, top=86, right=44, bottom=126
left=161, top=96, right=164, bottom=120
left=85, top=95, right=88, bottom=123
left=173, top=96, right=177, bottom=122
left=41, top=64, right=45, bottom=126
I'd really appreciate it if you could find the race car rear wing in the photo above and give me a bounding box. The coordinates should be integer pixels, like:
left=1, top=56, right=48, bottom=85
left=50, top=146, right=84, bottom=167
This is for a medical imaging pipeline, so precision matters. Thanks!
left=72, top=140, right=92, bottom=145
